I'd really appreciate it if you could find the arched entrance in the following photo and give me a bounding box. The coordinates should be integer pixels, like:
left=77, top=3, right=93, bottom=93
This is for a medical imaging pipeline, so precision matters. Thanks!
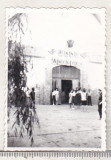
left=52, top=65, right=80, bottom=104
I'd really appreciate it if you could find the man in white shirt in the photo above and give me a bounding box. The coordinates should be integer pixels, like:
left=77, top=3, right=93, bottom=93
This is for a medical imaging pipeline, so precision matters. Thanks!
left=52, top=90, right=56, bottom=105
left=55, top=88, right=59, bottom=105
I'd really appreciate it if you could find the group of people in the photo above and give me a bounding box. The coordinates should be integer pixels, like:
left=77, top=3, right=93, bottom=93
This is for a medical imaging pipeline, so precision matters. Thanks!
left=69, top=88, right=92, bottom=108
left=30, top=87, right=102, bottom=120
left=69, top=88, right=103, bottom=120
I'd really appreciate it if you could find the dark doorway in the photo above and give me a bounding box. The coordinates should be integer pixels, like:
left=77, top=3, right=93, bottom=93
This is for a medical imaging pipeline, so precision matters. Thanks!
left=61, top=80, right=72, bottom=104
left=52, top=65, right=80, bottom=104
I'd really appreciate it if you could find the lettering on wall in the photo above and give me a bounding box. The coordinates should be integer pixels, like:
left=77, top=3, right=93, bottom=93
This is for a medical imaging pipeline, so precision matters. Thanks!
left=49, top=49, right=78, bottom=58
left=51, top=58, right=81, bottom=68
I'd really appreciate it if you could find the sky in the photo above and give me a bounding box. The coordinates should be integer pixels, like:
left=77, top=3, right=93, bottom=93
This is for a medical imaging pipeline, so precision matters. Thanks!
left=7, top=8, right=106, bottom=56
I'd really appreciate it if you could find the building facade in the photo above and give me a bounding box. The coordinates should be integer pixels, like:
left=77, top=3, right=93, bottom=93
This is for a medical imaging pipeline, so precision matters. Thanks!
left=24, top=46, right=104, bottom=105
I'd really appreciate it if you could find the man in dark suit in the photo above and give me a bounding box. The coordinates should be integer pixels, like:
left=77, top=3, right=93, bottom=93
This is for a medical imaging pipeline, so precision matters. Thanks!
left=98, top=89, right=102, bottom=120
left=30, top=88, right=35, bottom=109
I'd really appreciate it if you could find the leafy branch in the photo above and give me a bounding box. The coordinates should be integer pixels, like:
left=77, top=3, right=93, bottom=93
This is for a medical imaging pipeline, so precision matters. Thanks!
left=8, top=13, right=40, bottom=146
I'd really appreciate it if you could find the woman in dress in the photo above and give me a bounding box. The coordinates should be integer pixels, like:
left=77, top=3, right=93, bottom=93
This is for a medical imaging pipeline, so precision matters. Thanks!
left=72, top=90, right=76, bottom=109
left=76, top=88, right=82, bottom=106
left=69, top=89, right=73, bottom=108
left=81, top=88, right=87, bottom=105
left=87, top=89, right=92, bottom=106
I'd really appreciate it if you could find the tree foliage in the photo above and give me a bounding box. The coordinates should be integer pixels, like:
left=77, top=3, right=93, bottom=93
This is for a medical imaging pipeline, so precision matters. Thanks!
left=8, top=13, right=40, bottom=146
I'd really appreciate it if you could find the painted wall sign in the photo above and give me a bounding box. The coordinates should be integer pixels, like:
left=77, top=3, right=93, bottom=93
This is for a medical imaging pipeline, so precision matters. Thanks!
left=51, top=57, right=82, bottom=68
left=49, top=49, right=80, bottom=59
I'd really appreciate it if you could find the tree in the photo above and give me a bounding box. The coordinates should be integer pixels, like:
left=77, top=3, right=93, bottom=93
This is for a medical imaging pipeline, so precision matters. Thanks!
left=8, top=13, right=40, bottom=146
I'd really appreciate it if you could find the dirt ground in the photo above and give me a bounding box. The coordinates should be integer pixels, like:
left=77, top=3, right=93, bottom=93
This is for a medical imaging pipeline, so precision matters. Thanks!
left=8, top=104, right=102, bottom=148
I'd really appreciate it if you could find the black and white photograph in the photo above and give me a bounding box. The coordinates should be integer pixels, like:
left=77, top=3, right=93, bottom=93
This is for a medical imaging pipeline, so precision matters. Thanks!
left=7, top=8, right=106, bottom=149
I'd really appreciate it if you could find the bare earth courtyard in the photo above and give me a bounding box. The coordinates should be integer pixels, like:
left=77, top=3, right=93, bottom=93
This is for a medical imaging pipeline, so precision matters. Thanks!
left=8, top=105, right=102, bottom=148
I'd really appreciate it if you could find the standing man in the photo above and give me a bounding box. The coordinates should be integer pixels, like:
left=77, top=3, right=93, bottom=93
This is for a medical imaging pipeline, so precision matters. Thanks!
left=55, top=88, right=59, bottom=105
left=30, top=88, right=35, bottom=109
left=98, top=89, right=102, bottom=120
left=52, top=90, right=56, bottom=105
